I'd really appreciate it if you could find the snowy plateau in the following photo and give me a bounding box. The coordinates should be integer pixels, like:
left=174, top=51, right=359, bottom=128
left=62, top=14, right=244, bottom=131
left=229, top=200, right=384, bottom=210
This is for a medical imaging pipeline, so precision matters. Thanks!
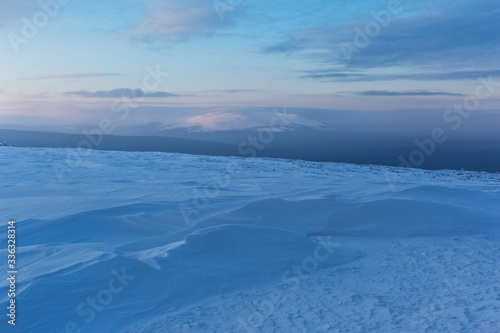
left=1, top=147, right=500, bottom=333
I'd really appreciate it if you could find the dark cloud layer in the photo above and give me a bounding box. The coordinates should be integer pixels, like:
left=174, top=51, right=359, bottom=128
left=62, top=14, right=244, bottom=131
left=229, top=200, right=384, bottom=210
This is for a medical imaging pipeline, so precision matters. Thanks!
left=301, top=70, right=500, bottom=82
left=266, top=0, right=500, bottom=81
left=353, top=90, right=464, bottom=97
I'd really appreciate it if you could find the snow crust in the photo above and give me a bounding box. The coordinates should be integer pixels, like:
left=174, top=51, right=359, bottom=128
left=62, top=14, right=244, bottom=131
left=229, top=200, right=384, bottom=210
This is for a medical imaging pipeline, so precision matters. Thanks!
left=0, top=147, right=499, bottom=332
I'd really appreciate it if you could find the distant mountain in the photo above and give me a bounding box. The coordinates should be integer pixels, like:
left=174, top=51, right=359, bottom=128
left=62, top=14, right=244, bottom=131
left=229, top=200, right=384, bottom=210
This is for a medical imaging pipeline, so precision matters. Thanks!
left=1, top=125, right=499, bottom=172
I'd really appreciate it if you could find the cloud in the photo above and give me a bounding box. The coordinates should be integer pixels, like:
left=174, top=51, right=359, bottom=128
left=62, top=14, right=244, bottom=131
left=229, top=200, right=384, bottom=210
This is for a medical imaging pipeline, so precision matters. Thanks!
left=301, top=70, right=500, bottom=82
left=64, top=88, right=178, bottom=98
left=300, top=71, right=368, bottom=81
left=0, top=0, right=40, bottom=27
left=265, top=0, right=500, bottom=80
left=22, top=73, right=121, bottom=80
left=352, top=90, right=464, bottom=97
left=130, top=0, right=243, bottom=42
left=202, top=89, right=261, bottom=93
left=263, top=37, right=309, bottom=54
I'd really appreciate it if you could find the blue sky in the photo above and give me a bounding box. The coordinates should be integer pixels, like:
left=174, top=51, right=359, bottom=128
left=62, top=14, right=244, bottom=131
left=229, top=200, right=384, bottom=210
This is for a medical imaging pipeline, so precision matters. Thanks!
left=0, top=0, right=499, bottom=129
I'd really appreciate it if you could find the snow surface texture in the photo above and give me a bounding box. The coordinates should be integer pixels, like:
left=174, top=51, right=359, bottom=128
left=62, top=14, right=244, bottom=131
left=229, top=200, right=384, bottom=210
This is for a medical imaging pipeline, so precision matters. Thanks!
left=0, top=147, right=499, bottom=333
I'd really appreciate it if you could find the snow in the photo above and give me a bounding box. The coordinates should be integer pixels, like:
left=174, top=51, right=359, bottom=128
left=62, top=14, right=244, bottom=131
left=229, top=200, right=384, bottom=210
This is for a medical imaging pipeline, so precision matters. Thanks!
left=0, top=146, right=499, bottom=332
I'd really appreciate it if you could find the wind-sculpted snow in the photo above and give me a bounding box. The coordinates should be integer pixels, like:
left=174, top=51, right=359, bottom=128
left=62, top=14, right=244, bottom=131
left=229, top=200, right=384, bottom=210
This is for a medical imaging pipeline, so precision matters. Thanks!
left=0, top=147, right=499, bottom=332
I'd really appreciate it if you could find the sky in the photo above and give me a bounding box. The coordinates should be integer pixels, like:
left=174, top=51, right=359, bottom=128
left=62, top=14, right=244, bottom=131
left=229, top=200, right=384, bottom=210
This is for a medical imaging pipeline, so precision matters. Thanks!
left=0, top=0, right=499, bottom=132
